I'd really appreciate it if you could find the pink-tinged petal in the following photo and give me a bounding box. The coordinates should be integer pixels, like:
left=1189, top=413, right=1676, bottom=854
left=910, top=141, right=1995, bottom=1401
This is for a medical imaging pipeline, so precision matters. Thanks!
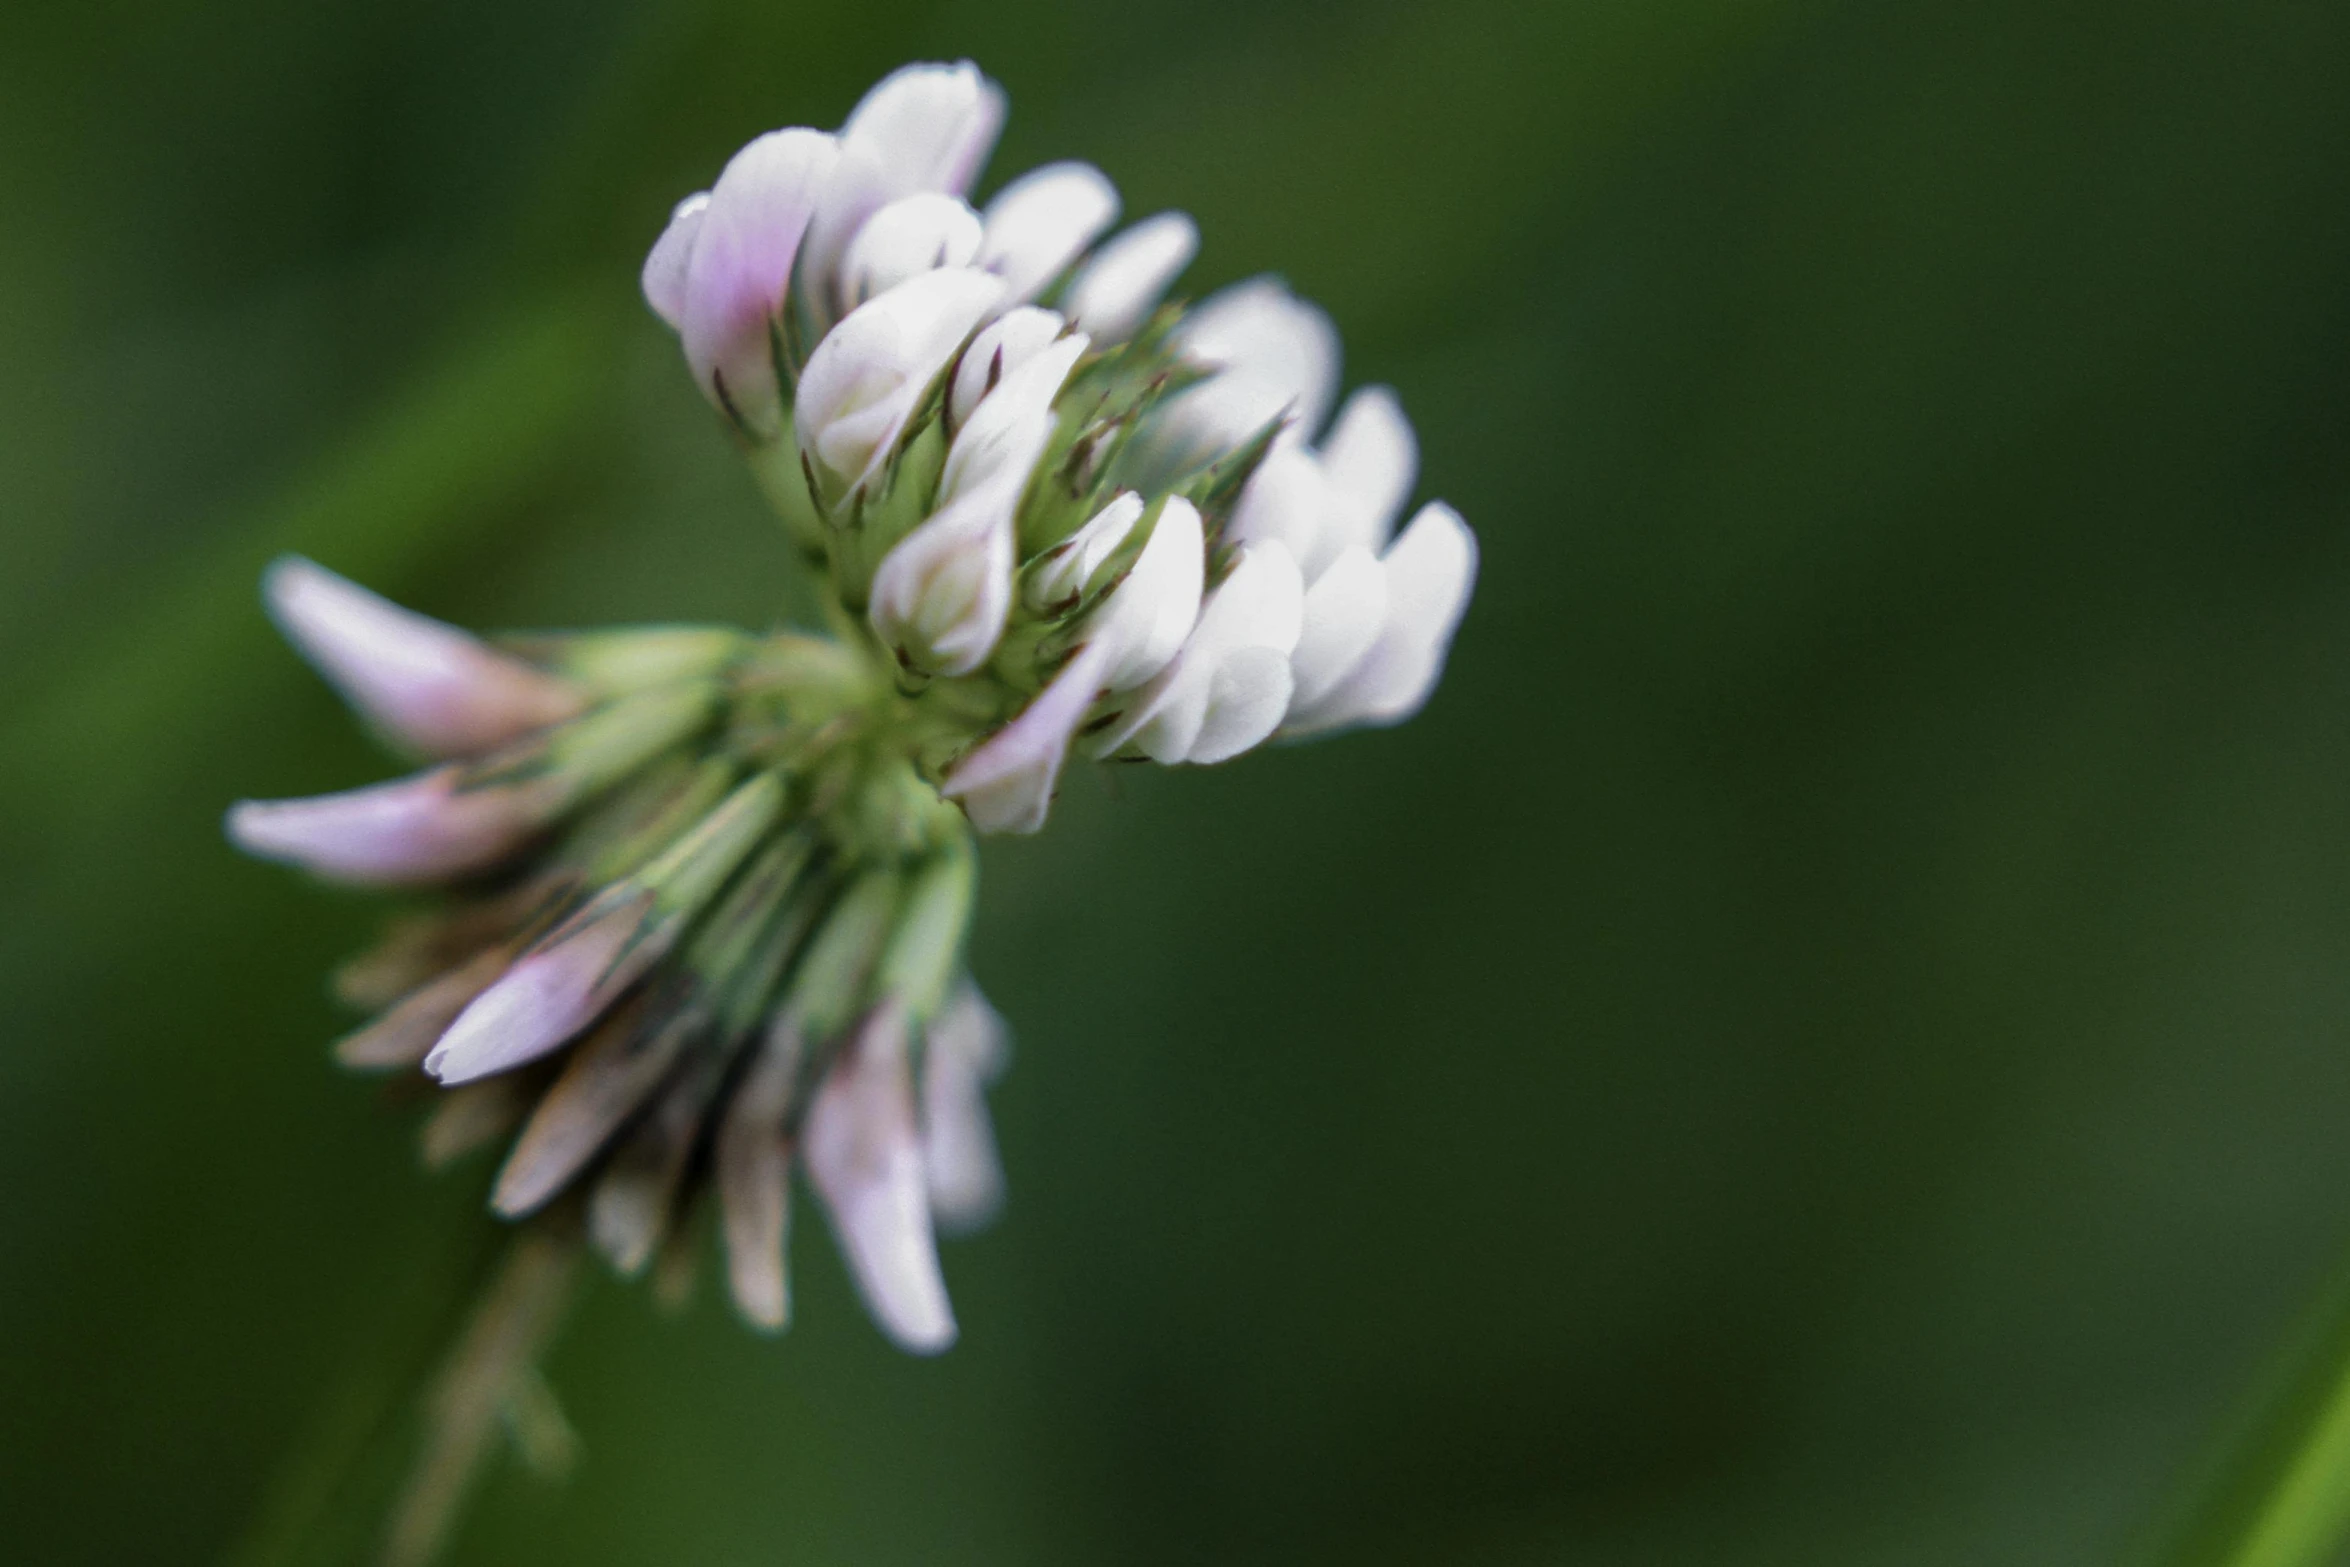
left=680, top=128, right=841, bottom=440
left=803, top=1000, right=958, bottom=1353
left=1285, top=502, right=1477, bottom=735
left=1286, top=544, right=1388, bottom=712
left=943, top=641, right=1112, bottom=834
left=265, top=557, right=585, bottom=760
left=424, top=890, right=662, bottom=1086
left=1083, top=496, right=1204, bottom=692
left=922, top=982, right=1010, bottom=1234
left=795, top=266, right=1005, bottom=500
left=333, top=942, right=517, bottom=1071
left=226, top=766, right=562, bottom=887
left=977, top=162, right=1120, bottom=307
left=1065, top=212, right=1198, bottom=341
left=1314, top=387, right=1419, bottom=564
left=640, top=192, right=708, bottom=329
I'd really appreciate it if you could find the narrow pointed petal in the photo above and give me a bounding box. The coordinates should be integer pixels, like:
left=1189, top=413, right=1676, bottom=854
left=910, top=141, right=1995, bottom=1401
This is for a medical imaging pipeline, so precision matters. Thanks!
left=949, top=307, right=1068, bottom=428
left=333, top=943, right=517, bottom=1071
left=1284, top=502, right=1477, bottom=735
left=923, top=982, right=1010, bottom=1234
left=718, top=1014, right=806, bottom=1330
left=226, top=766, right=562, bottom=887
left=641, top=193, right=708, bottom=329
left=1083, top=496, right=1204, bottom=692
left=795, top=266, right=1005, bottom=500
left=803, top=1001, right=957, bottom=1352
left=424, top=890, right=661, bottom=1086
left=1064, top=212, right=1198, bottom=341
left=679, top=128, right=841, bottom=440
left=941, top=641, right=1112, bottom=835
left=838, top=192, right=983, bottom=311
left=265, top=557, right=585, bottom=760
left=978, top=162, right=1120, bottom=307
left=1286, top=544, right=1388, bottom=712
left=1314, top=387, right=1418, bottom=564
left=491, top=999, right=695, bottom=1218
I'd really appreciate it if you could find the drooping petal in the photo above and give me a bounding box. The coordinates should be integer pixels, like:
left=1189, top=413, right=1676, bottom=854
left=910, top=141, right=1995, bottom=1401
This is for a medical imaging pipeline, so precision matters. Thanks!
left=922, top=982, right=1010, bottom=1233
left=941, top=641, right=1112, bottom=835
left=265, top=557, right=585, bottom=760
left=678, top=128, right=841, bottom=440
left=949, top=306, right=1068, bottom=429
left=333, top=943, right=518, bottom=1071
left=640, top=193, right=708, bottom=329
left=718, top=1013, right=806, bottom=1330
left=795, top=266, right=1005, bottom=501
left=1064, top=212, right=1198, bottom=341
left=836, top=192, right=984, bottom=313
left=1088, top=541, right=1304, bottom=764
left=1286, top=544, right=1388, bottom=712
left=491, top=999, right=695, bottom=1217
left=226, top=766, right=562, bottom=887
left=1083, top=495, right=1205, bottom=692
left=1313, top=386, right=1418, bottom=566
left=803, top=1000, right=958, bottom=1353
left=424, top=890, right=662, bottom=1086
left=977, top=162, right=1120, bottom=307
left=590, top=1052, right=723, bottom=1275
left=1283, top=502, right=1477, bottom=735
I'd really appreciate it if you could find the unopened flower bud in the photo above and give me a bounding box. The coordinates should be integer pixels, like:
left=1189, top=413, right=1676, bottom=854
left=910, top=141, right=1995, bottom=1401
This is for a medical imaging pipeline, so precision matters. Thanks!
left=795, top=267, right=1005, bottom=505
left=1022, top=490, right=1143, bottom=614
left=264, top=556, right=585, bottom=759
left=1064, top=212, right=1198, bottom=341
left=977, top=162, right=1120, bottom=308
left=838, top=192, right=984, bottom=312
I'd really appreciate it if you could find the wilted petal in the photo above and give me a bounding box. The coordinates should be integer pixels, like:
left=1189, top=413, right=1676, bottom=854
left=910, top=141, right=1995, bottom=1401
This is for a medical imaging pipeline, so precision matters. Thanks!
left=265, top=557, right=585, bottom=760
left=837, top=192, right=983, bottom=312
left=333, top=943, right=516, bottom=1071
left=227, top=766, right=561, bottom=887
left=591, top=1053, right=722, bottom=1276
left=1284, top=502, right=1477, bottom=735
left=941, top=641, right=1112, bottom=835
left=679, top=128, right=842, bottom=440
left=923, top=982, right=1010, bottom=1233
left=977, top=162, right=1119, bottom=307
left=1064, top=212, right=1198, bottom=341
left=1088, top=541, right=1304, bottom=764
left=795, top=267, right=1005, bottom=501
left=420, top=1078, right=533, bottom=1169
left=425, top=890, right=662, bottom=1086
left=949, top=306, right=1068, bottom=429
left=640, top=193, right=707, bottom=329
left=1083, top=495, right=1204, bottom=692
left=1286, top=545, right=1388, bottom=712
left=491, top=998, right=695, bottom=1217
left=718, top=1013, right=805, bottom=1330
left=1314, top=387, right=1418, bottom=567
left=803, top=1000, right=958, bottom=1353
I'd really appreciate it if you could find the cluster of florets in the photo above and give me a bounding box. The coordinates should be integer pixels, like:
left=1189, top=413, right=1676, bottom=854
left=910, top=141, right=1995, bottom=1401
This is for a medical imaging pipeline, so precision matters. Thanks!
left=226, top=60, right=1473, bottom=1355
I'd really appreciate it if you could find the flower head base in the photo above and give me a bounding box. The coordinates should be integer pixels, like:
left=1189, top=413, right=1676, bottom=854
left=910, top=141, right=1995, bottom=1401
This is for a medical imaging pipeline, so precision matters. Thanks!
left=230, top=61, right=1473, bottom=1370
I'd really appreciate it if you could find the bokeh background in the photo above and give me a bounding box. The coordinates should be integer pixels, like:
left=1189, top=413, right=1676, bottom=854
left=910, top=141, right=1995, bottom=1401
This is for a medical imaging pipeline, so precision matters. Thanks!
left=4, top=0, right=2350, bottom=1562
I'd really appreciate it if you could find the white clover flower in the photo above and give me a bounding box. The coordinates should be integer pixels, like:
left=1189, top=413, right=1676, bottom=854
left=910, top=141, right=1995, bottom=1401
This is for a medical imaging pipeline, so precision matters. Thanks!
left=230, top=68, right=1477, bottom=1540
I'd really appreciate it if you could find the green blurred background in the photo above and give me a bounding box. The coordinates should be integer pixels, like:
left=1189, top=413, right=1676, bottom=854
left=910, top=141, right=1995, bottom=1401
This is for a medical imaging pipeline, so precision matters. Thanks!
left=4, top=0, right=2350, bottom=1562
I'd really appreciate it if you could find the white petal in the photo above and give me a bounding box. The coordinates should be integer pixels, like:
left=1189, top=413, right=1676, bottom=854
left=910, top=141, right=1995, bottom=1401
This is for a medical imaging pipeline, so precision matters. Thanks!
left=1287, top=545, right=1388, bottom=712
left=1024, top=490, right=1142, bottom=614
left=1174, top=277, right=1341, bottom=444
left=978, top=162, right=1120, bottom=307
left=641, top=193, right=708, bottom=329
left=795, top=266, right=1005, bottom=500
left=265, top=557, right=584, bottom=760
left=941, top=641, right=1112, bottom=835
left=1315, top=386, right=1418, bottom=564
left=1088, top=540, right=1303, bottom=763
left=949, top=306, right=1068, bottom=429
left=938, top=331, right=1088, bottom=507
left=1064, top=212, right=1197, bottom=340
left=1185, top=645, right=1295, bottom=765
left=837, top=192, right=984, bottom=312
left=1224, top=445, right=1327, bottom=578
left=1284, top=502, right=1477, bottom=735
left=1083, top=495, right=1204, bottom=692
left=839, top=60, right=1005, bottom=197
left=226, top=766, right=560, bottom=887
left=803, top=1001, right=958, bottom=1354
left=923, top=982, right=1010, bottom=1233
left=425, top=891, right=662, bottom=1086
left=680, top=128, right=841, bottom=440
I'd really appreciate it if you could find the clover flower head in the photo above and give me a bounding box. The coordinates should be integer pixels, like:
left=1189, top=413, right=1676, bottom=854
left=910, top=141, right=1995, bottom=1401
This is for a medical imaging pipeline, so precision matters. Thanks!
left=228, top=59, right=1475, bottom=1554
